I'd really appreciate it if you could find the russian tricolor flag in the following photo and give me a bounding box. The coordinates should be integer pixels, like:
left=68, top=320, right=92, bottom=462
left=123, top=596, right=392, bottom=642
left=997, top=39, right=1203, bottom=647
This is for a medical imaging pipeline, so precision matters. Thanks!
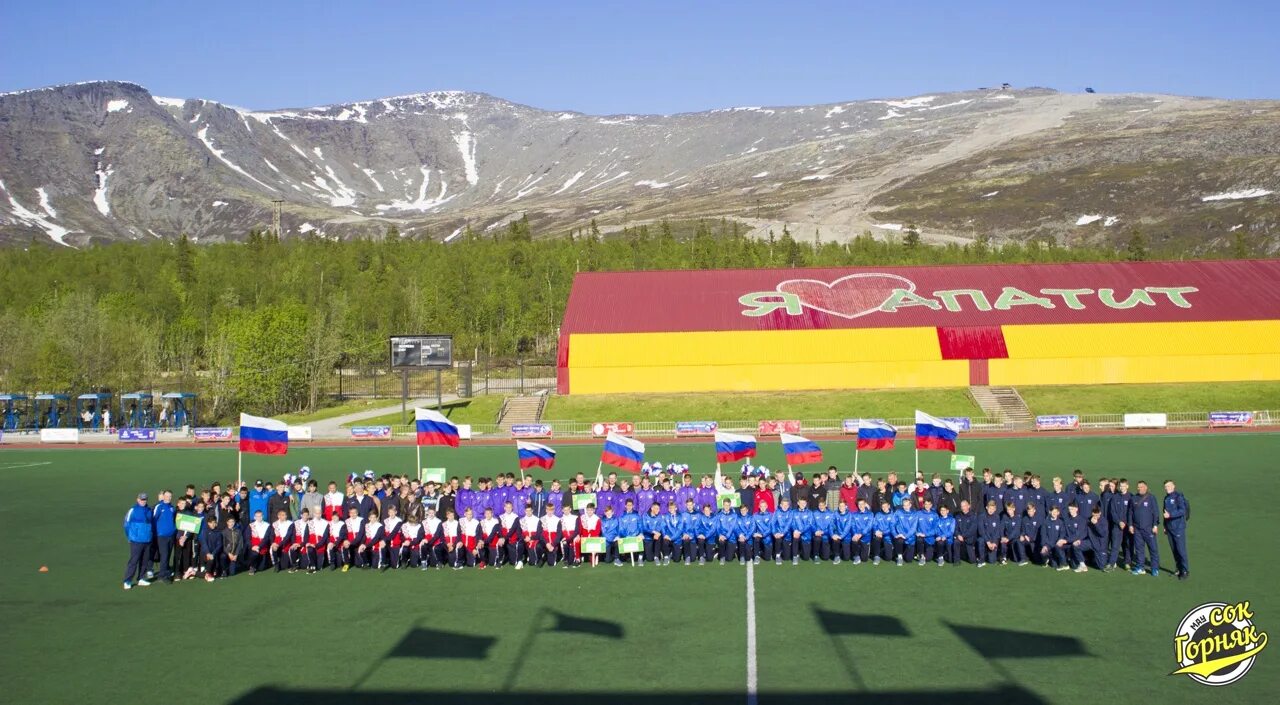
left=239, top=413, right=288, bottom=456
left=914, top=410, right=959, bottom=452
left=714, top=431, right=757, bottom=463
left=415, top=408, right=460, bottom=447
left=516, top=441, right=556, bottom=470
left=856, top=419, right=897, bottom=450
left=781, top=433, right=823, bottom=466
left=601, top=431, right=645, bottom=474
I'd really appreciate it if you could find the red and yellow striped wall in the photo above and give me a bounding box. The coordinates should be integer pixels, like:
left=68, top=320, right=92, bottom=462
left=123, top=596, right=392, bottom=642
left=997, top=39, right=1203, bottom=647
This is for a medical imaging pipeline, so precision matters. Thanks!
left=561, top=320, right=1280, bottom=394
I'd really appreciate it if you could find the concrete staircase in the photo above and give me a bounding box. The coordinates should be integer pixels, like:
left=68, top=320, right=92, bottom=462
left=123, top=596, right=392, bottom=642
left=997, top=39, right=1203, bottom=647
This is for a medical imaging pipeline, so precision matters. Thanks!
left=496, top=395, right=547, bottom=431
left=969, top=386, right=1034, bottom=428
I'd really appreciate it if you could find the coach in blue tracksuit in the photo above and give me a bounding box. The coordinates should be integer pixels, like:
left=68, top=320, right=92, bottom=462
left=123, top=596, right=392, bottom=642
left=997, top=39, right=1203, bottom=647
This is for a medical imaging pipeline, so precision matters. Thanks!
left=977, top=501, right=1003, bottom=566
left=791, top=499, right=815, bottom=564
left=151, top=491, right=176, bottom=582
left=1162, top=481, right=1190, bottom=580
left=953, top=500, right=978, bottom=564
left=123, top=493, right=154, bottom=589
left=771, top=499, right=794, bottom=564
left=1128, top=481, right=1160, bottom=576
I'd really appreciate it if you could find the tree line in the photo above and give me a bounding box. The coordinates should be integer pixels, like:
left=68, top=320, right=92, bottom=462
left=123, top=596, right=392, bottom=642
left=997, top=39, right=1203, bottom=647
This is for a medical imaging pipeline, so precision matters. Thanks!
left=0, top=218, right=1176, bottom=420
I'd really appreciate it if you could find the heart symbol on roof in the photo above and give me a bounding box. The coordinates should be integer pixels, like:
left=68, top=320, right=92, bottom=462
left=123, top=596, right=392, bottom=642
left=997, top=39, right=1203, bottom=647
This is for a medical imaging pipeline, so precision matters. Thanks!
left=777, top=273, right=914, bottom=319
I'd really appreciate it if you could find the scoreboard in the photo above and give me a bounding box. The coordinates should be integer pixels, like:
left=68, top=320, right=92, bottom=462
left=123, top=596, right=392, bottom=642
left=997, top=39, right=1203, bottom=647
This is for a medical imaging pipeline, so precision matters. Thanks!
left=389, top=335, right=453, bottom=369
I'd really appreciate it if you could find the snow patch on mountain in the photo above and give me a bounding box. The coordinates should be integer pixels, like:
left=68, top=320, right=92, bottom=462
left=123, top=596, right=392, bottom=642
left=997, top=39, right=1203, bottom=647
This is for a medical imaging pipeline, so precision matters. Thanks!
left=1, top=179, right=72, bottom=246
left=454, top=131, right=479, bottom=185
left=196, top=127, right=278, bottom=191
left=94, top=164, right=113, bottom=215
left=555, top=171, right=585, bottom=194
left=1201, top=188, right=1272, bottom=201
left=106, top=99, right=131, bottom=113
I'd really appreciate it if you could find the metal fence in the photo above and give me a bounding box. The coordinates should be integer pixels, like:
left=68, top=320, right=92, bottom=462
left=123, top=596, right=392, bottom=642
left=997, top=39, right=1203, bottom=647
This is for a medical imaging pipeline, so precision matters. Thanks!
left=369, top=410, right=1279, bottom=440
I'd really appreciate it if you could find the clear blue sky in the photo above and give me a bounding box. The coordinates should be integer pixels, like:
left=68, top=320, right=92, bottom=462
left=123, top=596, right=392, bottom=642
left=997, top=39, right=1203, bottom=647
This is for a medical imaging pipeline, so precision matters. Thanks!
left=2, top=1, right=1277, bottom=113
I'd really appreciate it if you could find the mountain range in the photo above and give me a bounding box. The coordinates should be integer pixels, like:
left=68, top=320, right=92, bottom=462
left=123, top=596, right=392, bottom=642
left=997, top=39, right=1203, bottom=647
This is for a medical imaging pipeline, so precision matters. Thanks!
left=0, top=80, right=1276, bottom=251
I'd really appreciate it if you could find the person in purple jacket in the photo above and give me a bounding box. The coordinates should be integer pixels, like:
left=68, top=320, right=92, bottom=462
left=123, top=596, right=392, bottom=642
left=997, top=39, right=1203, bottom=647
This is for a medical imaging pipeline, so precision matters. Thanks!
left=635, top=477, right=656, bottom=515
left=680, top=473, right=701, bottom=514
left=616, top=479, right=637, bottom=517
left=546, top=479, right=564, bottom=515
left=456, top=476, right=476, bottom=520
left=655, top=477, right=677, bottom=514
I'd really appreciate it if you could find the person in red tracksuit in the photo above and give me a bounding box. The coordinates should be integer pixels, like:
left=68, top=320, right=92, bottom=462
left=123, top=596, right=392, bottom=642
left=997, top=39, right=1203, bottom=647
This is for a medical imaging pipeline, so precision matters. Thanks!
left=305, top=509, right=328, bottom=572
left=442, top=509, right=462, bottom=569
left=326, top=512, right=346, bottom=570
left=247, top=510, right=271, bottom=574
left=539, top=504, right=562, bottom=567
left=578, top=504, right=602, bottom=567
left=519, top=506, right=541, bottom=568
left=498, top=501, right=522, bottom=568
left=421, top=508, right=444, bottom=569
left=457, top=508, right=480, bottom=569
left=269, top=509, right=294, bottom=573
left=289, top=509, right=310, bottom=573
left=358, top=512, right=386, bottom=570
left=559, top=504, right=580, bottom=567
left=340, top=507, right=364, bottom=573
left=478, top=507, right=501, bottom=569
left=323, top=481, right=344, bottom=521
left=382, top=505, right=403, bottom=569
left=400, top=514, right=425, bottom=568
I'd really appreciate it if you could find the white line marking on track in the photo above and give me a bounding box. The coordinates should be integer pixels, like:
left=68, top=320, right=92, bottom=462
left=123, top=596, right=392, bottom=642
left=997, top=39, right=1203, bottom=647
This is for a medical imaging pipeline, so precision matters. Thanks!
left=746, top=559, right=758, bottom=705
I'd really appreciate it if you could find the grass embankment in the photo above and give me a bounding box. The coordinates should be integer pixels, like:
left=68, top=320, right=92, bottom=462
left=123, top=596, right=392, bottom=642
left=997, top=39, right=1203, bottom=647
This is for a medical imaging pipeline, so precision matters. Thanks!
left=1019, top=381, right=1280, bottom=414
left=341, top=395, right=506, bottom=427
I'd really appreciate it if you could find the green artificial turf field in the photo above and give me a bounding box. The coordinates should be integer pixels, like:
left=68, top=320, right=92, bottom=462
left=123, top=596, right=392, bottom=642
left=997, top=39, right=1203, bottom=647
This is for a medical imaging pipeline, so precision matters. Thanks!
left=1, top=434, right=1276, bottom=704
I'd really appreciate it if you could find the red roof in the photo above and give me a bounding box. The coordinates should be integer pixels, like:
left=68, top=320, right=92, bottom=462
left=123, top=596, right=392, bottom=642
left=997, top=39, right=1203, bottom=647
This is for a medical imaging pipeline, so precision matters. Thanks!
left=560, top=259, right=1280, bottom=334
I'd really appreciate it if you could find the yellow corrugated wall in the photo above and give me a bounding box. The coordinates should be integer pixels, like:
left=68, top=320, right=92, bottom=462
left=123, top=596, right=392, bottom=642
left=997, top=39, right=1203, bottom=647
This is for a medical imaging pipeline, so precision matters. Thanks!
left=565, top=320, right=1280, bottom=394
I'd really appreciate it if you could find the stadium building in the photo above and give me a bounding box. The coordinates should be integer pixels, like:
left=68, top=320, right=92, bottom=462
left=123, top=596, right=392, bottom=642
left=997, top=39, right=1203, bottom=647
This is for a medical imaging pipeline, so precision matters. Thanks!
left=556, top=259, right=1280, bottom=395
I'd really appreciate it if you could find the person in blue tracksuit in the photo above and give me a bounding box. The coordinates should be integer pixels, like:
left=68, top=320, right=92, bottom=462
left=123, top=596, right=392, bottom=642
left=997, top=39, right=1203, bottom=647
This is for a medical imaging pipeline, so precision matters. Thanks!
left=811, top=500, right=835, bottom=562
left=601, top=506, right=621, bottom=566
left=871, top=500, right=896, bottom=564
left=663, top=502, right=686, bottom=565
left=1162, top=480, right=1190, bottom=580
left=752, top=500, right=774, bottom=562
left=1128, top=481, right=1160, bottom=576
left=1005, top=477, right=1030, bottom=517
left=734, top=505, right=755, bottom=563
left=982, top=477, right=1007, bottom=516
left=771, top=499, right=794, bottom=565
left=933, top=504, right=956, bottom=565
left=1106, top=479, right=1134, bottom=569
left=914, top=499, right=938, bottom=565
left=123, top=493, right=154, bottom=589
left=1017, top=503, right=1042, bottom=566
left=695, top=504, right=717, bottom=565
left=1064, top=503, right=1089, bottom=572
left=977, top=501, right=1003, bottom=567
left=1043, top=477, right=1068, bottom=517
left=999, top=502, right=1021, bottom=565
left=1076, top=481, right=1100, bottom=520
left=1086, top=505, right=1111, bottom=570
left=832, top=501, right=854, bottom=563
left=791, top=498, right=815, bottom=565
left=1038, top=505, right=1068, bottom=570
left=715, top=500, right=738, bottom=564
left=891, top=499, right=919, bottom=566
left=953, top=500, right=979, bottom=565
left=150, top=490, right=176, bottom=582
left=849, top=500, right=874, bottom=564
left=641, top=503, right=664, bottom=565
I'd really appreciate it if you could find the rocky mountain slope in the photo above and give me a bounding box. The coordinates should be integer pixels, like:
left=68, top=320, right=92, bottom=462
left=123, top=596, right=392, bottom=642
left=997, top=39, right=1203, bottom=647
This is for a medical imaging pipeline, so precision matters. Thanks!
left=0, top=80, right=1276, bottom=250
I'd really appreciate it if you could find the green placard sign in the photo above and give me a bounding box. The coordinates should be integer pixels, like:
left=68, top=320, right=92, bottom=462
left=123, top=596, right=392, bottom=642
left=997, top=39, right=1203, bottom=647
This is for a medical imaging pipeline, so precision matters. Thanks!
left=421, top=468, right=447, bottom=484
left=950, top=455, right=976, bottom=471
left=175, top=513, right=203, bottom=534
left=580, top=536, right=606, bottom=554
left=617, top=536, right=643, bottom=554
left=718, top=492, right=741, bottom=508
left=572, top=493, right=597, bottom=511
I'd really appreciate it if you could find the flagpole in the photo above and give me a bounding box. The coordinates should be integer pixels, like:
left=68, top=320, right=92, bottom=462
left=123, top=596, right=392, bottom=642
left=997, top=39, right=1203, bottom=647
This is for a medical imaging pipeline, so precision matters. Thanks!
left=914, top=447, right=919, bottom=481
left=416, top=443, right=422, bottom=483
left=854, top=447, right=860, bottom=475
left=237, top=449, right=243, bottom=488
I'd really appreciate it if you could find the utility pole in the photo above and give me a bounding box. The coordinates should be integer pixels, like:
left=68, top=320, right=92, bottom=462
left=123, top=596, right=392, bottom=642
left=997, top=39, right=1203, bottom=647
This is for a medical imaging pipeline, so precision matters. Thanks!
left=271, top=199, right=285, bottom=239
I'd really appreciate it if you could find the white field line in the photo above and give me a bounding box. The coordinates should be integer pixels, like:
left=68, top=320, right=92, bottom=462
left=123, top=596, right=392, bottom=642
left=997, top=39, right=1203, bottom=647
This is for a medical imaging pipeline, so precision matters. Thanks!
left=746, top=560, right=758, bottom=705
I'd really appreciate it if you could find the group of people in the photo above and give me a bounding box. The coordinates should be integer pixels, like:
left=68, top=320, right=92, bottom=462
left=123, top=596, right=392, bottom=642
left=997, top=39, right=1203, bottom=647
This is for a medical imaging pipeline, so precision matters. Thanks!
left=121, top=463, right=1192, bottom=588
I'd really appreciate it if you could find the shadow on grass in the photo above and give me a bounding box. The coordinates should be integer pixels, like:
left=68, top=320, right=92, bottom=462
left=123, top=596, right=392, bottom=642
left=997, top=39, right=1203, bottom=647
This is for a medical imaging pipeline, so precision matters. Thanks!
left=231, top=684, right=1049, bottom=705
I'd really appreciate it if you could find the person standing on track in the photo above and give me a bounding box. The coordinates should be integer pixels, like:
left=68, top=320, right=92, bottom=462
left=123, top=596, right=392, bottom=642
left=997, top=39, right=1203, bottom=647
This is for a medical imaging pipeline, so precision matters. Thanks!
left=1128, top=481, right=1160, bottom=577
left=1162, top=480, right=1190, bottom=580
left=123, top=493, right=153, bottom=590
left=150, top=490, right=176, bottom=582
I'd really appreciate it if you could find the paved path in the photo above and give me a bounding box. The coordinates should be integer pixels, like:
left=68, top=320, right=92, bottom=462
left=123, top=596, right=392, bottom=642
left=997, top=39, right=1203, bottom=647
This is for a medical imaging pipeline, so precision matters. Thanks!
left=309, top=395, right=461, bottom=437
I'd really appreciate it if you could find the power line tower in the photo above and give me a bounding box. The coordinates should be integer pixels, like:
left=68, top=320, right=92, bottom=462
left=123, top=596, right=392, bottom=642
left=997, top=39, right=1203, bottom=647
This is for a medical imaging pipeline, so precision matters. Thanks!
left=271, top=199, right=285, bottom=239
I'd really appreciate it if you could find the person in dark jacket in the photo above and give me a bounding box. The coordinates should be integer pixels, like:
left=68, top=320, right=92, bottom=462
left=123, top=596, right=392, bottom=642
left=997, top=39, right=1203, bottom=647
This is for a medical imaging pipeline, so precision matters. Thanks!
left=1128, top=481, right=1160, bottom=576
left=953, top=500, right=978, bottom=564
left=221, top=516, right=244, bottom=577
left=936, top=480, right=960, bottom=516
left=1162, top=480, right=1190, bottom=580
left=123, top=493, right=154, bottom=589
left=200, top=516, right=224, bottom=582
left=957, top=468, right=982, bottom=510
left=267, top=485, right=292, bottom=521
left=173, top=498, right=201, bottom=579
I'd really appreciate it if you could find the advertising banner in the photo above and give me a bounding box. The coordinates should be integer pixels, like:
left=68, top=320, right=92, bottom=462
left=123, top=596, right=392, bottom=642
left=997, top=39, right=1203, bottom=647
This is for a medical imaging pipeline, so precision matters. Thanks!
left=286, top=426, right=313, bottom=442
left=350, top=426, right=393, bottom=441
left=511, top=424, right=553, bottom=439
left=757, top=420, right=801, bottom=435
left=1124, top=413, right=1168, bottom=429
left=591, top=422, right=634, bottom=438
left=40, top=428, right=79, bottom=444
left=1035, top=415, right=1080, bottom=431
left=118, top=428, right=158, bottom=443
left=942, top=417, right=972, bottom=432
left=675, top=421, right=718, bottom=437
left=1208, top=411, right=1254, bottom=428
left=193, top=427, right=234, bottom=442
